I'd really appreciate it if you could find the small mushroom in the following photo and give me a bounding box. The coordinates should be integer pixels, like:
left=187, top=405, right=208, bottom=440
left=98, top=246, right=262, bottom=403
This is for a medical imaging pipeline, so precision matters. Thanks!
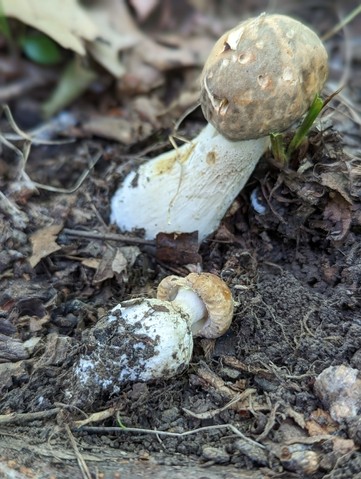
left=65, top=273, right=233, bottom=408
left=111, top=13, right=328, bottom=242
left=157, top=272, right=233, bottom=338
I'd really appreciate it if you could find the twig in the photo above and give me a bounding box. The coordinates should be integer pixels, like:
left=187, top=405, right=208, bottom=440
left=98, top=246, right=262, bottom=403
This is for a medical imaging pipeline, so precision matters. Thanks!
left=322, top=4, right=361, bottom=41
left=74, top=413, right=266, bottom=450
left=0, top=61, right=56, bottom=102
left=0, top=191, right=29, bottom=228
left=2, top=104, right=32, bottom=141
left=182, top=389, right=257, bottom=419
left=30, top=151, right=102, bottom=193
left=1, top=104, right=98, bottom=193
left=65, top=424, right=92, bottom=479
left=62, top=228, right=155, bottom=246
left=256, top=401, right=280, bottom=441
left=221, top=355, right=274, bottom=380
left=3, top=115, right=76, bottom=146
left=173, top=101, right=200, bottom=132
left=0, top=408, right=59, bottom=425
left=74, top=407, right=116, bottom=428
left=285, top=434, right=334, bottom=446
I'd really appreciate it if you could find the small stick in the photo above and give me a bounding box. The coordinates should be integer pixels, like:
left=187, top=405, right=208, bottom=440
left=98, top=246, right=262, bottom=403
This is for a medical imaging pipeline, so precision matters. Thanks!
left=0, top=408, right=59, bottom=425
left=62, top=228, right=155, bottom=246
left=322, top=4, right=361, bottom=41
left=74, top=413, right=266, bottom=450
left=65, top=424, right=92, bottom=479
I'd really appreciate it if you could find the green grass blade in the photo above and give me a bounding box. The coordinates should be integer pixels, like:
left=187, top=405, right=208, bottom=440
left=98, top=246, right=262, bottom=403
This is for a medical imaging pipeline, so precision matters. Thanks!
left=0, top=1, right=12, bottom=42
left=287, top=94, right=324, bottom=157
left=270, top=132, right=287, bottom=166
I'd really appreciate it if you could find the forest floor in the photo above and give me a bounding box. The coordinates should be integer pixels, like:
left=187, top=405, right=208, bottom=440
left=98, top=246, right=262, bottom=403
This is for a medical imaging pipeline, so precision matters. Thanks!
left=0, top=1, right=361, bottom=478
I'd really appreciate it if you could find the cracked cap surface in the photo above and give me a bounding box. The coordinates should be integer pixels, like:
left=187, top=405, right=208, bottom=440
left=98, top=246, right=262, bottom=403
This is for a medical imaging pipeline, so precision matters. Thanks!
left=200, top=13, right=328, bottom=141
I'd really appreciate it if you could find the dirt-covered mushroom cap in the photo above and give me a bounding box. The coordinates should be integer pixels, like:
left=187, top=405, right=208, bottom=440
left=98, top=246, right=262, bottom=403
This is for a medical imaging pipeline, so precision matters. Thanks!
left=157, top=272, right=234, bottom=339
left=200, top=13, right=328, bottom=141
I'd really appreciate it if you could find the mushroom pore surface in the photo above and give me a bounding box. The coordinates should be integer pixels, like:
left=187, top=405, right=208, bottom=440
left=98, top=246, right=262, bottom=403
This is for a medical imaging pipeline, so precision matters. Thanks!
left=201, top=13, right=328, bottom=140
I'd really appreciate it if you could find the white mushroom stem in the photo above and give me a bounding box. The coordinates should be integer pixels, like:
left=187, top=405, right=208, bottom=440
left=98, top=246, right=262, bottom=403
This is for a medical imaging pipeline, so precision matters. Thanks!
left=156, top=272, right=234, bottom=339
left=171, top=287, right=207, bottom=334
left=111, top=122, right=270, bottom=242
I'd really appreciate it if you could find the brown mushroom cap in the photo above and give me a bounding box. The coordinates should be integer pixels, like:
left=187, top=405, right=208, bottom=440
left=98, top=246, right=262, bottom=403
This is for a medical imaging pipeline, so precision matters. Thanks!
left=200, top=13, right=328, bottom=141
left=157, top=272, right=234, bottom=339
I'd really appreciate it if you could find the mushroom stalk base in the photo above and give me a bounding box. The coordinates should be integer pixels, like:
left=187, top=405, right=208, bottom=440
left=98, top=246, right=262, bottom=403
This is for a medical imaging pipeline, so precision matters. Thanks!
left=111, top=123, right=269, bottom=242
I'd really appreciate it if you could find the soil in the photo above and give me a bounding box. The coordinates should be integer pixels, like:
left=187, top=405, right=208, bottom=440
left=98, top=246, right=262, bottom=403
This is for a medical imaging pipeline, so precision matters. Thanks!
left=1, top=1, right=361, bottom=478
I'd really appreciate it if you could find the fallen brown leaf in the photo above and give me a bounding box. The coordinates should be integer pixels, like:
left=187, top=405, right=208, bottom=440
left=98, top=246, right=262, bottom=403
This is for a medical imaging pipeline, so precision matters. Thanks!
left=320, top=171, right=353, bottom=204
left=29, top=224, right=63, bottom=268
left=323, top=192, right=352, bottom=241
left=2, top=0, right=98, bottom=55
left=156, top=232, right=201, bottom=265
left=129, top=0, right=159, bottom=21
left=305, top=408, right=338, bottom=436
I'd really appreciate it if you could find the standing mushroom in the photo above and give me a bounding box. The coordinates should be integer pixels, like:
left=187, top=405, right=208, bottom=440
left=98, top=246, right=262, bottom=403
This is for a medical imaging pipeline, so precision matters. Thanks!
left=110, top=13, right=328, bottom=242
left=65, top=273, right=233, bottom=408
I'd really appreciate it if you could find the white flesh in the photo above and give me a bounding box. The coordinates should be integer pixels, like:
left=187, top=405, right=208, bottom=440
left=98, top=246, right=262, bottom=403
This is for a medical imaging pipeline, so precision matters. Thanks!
left=171, top=287, right=207, bottom=335
left=111, top=123, right=269, bottom=242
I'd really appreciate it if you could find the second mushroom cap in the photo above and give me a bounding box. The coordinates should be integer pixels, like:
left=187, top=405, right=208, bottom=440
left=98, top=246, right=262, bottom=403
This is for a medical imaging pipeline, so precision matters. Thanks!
left=157, top=272, right=234, bottom=339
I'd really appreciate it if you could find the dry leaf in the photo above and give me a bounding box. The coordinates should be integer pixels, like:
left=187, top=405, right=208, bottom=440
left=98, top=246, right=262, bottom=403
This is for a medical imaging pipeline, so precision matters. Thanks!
left=156, top=232, right=201, bottom=265
left=29, top=224, right=63, bottom=268
left=107, top=0, right=203, bottom=91
left=81, top=258, right=101, bottom=270
left=0, top=333, right=29, bottom=362
left=323, top=192, right=352, bottom=241
left=87, top=8, right=139, bottom=77
left=93, top=247, right=117, bottom=284
left=305, top=409, right=338, bottom=436
left=332, top=438, right=356, bottom=455
left=285, top=407, right=306, bottom=429
left=86, top=246, right=140, bottom=284
left=112, top=247, right=141, bottom=282
left=82, top=115, right=151, bottom=145
left=29, top=314, right=50, bottom=332
left=320, top=171, right=353, bottom=203
left=2, top=0, right=98, bottom=55
left=119, top=246, right=141, bottom=267
left=129, top=0, right=159, bottom=21
left=111, top=250, right=128, bottom=275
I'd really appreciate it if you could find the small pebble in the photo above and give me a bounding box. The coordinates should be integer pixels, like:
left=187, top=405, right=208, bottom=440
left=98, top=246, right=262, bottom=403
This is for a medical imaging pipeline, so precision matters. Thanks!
left=202, top=446, right=230, bottom=464
left=314, top=365, right=361, bottom=422
left=161, top=407, right=179, bottom=423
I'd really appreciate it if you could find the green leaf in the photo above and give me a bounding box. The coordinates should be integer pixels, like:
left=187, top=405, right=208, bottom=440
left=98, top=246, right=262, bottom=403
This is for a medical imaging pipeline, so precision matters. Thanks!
left=287, top=94, right=324, bottom=157
left=0, top=14, right=11, bottom=41
left=42, top=58, right=97, bottom=118
left=20, top=32, right=63, bottom=65
left=270, top=133, right=287, bottom=167
left=0, top=0, right=12, bottom=42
